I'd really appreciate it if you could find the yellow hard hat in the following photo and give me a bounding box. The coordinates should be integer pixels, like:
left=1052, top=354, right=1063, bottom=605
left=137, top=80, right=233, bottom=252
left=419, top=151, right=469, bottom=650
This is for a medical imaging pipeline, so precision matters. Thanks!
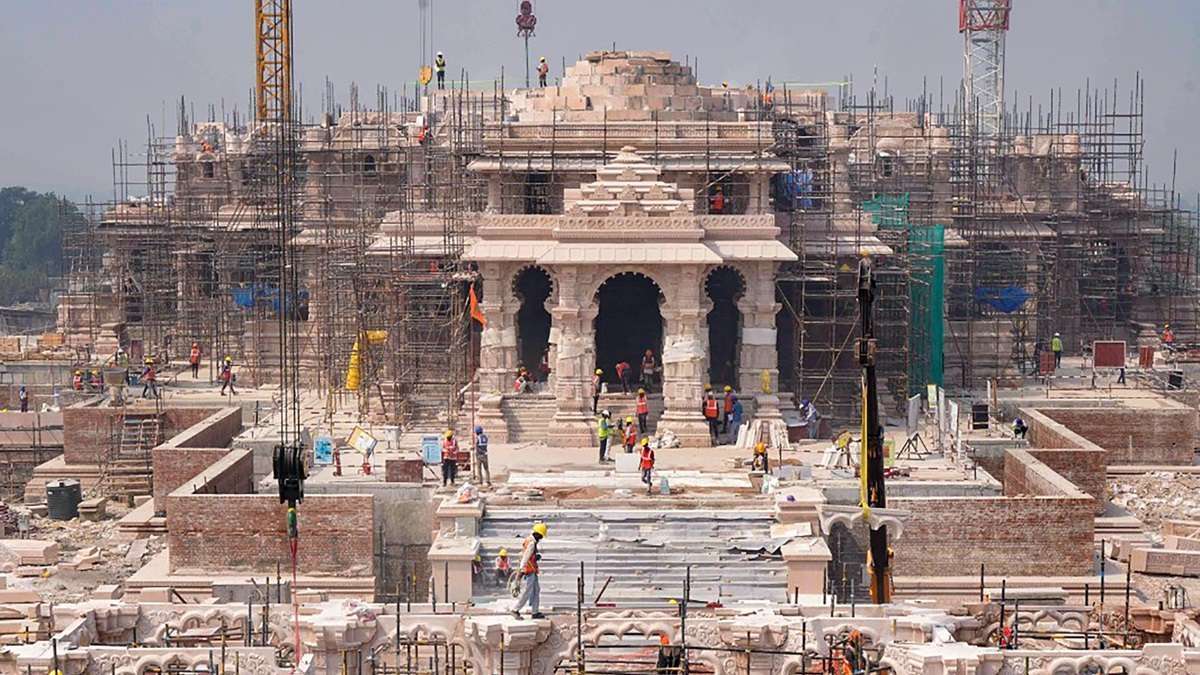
left=474, top=554, right=481, bottom=562
left=638, top=388, right=645, bottom=394
left=532, top=522, right=548, bottom=537
left=723, top=385, right=732, bottom=392
left=498, top=548, right=508, bottom=557
left=224, top=355, right=233, bottom=362
left=444, top=429, right=454, bottom=438
left=595, top=368, right=603, bottom=375
left=755, top=442, right=766, bottom=453
left=626, top=416, right=634, bottom=423
left=704, top=383, right=712, bottom=391
left=641, top=437, right=650, bottom=446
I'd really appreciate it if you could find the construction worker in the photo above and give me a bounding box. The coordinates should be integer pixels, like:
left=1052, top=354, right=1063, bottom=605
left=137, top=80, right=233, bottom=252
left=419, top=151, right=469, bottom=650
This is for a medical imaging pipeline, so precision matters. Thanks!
left=640, top=349, right=656, bottom=391
left=512, top=522, right=547, bottom=620
left=597, top=410, right=612, bottom=463
left=17, top=386, right=28, bottom=413
left=729, top=396, right=744, bottom=442
left=1012, top=416, right=1028, bottom=440
left=639, top=437, right=655, bottom=493
left=623, top=416, right=638, bottom=453
left=800, top=399, right=819, bottom=439
left=591, top=369, right=603, bottom=414
left=751, top=441, right=769, bottom=474
left=702, top=389, right=720, bottom=444
left=435, top=51, right=446, bottom=90
left=189, top=341, right=202, bottom=378
left=709, top=185, right=726, bottom=214
left=72, top=370, right=83, bottom=391
left=441, top=429, right=459, bottom=487
left=1163, top=323, right=1176, bottom=347
left=615, top=360, right=632, bottom=394
left=537, top=56, right=549, bottom=87
left=635, top=388, right=650, bottom=433
left=219, top=356, right=237, bottom=395
left=141, top=359, right=159, bottom=399
left=474, top=425, right=491, bottom=486
left=1051, top=332, right=1064, bottom=369
left=722, top=386, right=737, bottom=433
left=494, top=548, right=511, bottom=586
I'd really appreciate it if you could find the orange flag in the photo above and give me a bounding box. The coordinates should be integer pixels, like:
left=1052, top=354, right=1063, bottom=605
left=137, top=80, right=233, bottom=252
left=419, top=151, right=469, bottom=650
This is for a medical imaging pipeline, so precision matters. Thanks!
left=468, top=286, right=487, bottom=326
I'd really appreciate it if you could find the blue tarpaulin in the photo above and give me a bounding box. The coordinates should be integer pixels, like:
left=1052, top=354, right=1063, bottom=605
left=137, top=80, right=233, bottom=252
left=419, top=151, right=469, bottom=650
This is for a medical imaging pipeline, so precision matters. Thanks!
left=974, top=286, right=1030, bottom=313
left=230, top=284, right=309, bottom=315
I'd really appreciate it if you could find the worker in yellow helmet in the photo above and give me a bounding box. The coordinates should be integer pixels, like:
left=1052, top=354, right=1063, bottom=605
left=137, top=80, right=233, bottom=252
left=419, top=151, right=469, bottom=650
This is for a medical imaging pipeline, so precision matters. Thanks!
left=537, top=56, right=549, bottom=88
left=752, top=441, right=769, bottom=473
left=513, top=522, right=547, bottom=619
left=591, top=368, right=603, bottom=413
left=494, top=547, right=511, bottom=586
left=219, top=355, right=237, bottom=395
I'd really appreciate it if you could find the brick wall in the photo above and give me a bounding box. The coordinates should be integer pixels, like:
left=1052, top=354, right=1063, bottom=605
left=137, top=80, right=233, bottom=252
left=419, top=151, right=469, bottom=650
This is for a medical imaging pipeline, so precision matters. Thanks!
left=62, top=402, right=225, bottom=465
left=1039, top=406, right=1197, bottom=465
left=151, top=448, right=230, bottom=510
left=159, top=407, right=242, bottom=449
left=892, top=449, right=1094, bottom=577
left=164, top=449, right=374, bottom=576
left=1026, top=448, right=1106, bottom=509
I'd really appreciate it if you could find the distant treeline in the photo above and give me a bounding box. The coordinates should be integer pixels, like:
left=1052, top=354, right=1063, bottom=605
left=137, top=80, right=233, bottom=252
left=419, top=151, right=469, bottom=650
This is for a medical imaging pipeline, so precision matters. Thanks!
left=0, top=187, right=83, bottom=305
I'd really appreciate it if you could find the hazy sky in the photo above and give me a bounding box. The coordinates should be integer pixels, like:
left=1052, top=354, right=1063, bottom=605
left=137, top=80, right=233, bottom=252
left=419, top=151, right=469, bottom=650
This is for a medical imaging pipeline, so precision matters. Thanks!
left=1, top=1, right=1197, bottom=202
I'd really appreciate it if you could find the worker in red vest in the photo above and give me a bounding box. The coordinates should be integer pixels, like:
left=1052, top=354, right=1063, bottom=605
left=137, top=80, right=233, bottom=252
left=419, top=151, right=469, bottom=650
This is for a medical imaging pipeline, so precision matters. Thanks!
left=141, top=359, right=159, bottom=399
left=189, top=341, right=202, bottom=378
left=623, top=416, right=638, bottom=453
left=635, top=388, right=650, bottom=433
left=441, top=429, right=459, bottom=487
left=709, top=186, right=726, bottom=214
left=639, top=437, right=656, bottom=493
left=702, top=389, right=720, bottom=444
left=615, top=360, right=632, bottom=393
left=72, top=370, right=83, bottom=391
left=722, top=385, right=737, bottom=434
left=512, top=522, right=547, bottom=620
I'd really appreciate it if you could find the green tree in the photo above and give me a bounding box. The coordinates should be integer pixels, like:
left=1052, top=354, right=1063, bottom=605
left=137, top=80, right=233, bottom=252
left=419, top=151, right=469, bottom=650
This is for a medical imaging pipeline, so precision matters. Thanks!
left=0, top=187, right=82, bottom=303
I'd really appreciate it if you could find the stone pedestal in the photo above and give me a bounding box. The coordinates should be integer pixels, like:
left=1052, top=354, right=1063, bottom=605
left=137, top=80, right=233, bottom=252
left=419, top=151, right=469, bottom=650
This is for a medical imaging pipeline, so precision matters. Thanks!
left=428, top=536, right=480, bottom=604
left=782, top=538, right=833, bottom=596
left=301, top=602, right=385, bottom=675
left=436, top=498, right=484, bottom=537
left=476, top=393, right=509, bottom=443
left=463, top=616, right=554, bottom=675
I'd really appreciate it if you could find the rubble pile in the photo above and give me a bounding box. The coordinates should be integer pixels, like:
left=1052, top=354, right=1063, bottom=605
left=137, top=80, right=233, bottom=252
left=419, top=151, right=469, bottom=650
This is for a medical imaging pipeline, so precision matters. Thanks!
left=1110, top=472, right=1200, bottom=528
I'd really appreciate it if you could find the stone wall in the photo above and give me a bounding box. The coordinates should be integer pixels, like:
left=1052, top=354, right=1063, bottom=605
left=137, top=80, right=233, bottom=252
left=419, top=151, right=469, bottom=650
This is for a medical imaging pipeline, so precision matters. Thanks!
left=164, top=449, right=374, bottom=576
left=892, top=449, right=1094, bottom=577
left=151, top=448, right=229, bottom=510
left=62, top=401, right=225, bottom=464
left=1026, top=448, right=1106, bottom=508
left=1037, top=406, right=1197, bottom=465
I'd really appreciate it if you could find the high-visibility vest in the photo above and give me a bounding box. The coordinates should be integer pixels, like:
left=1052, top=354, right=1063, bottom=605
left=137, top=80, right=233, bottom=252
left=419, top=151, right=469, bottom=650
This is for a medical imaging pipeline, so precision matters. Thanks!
left=640, top=448, right=655, bottom=470
left=1051, top=337, right=1063, bottom=352
left=624, top=427, right=637, bottom=446
left=435, top=57, right=446, bottom=73
left=442, top=438, right=458, bottom=461
left=189, top=346, right=201, bottom=364
left=704, top=398, right=719, bottom=419
left=711, top=193, right=725, bottom=211
left=724, top=393, right=735, bottom=413
left=521, top=536, right=539, bottom=574
left=597, top=418, right=610, bottom=439
left=636, top=396, right=649, bottom=415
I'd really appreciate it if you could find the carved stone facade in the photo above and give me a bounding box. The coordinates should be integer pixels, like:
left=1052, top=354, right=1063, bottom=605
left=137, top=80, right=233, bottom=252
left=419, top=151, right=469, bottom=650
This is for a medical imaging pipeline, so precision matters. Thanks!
left=467, top=147, right=796, bottom=446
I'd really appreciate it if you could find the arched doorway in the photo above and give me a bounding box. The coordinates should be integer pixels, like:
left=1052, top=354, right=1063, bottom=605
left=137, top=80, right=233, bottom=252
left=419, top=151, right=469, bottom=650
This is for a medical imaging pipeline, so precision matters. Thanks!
left=705, top=266, right=745, bottom=387
left=513, top=266, right=552, bottom=378
left=594, top=272, right=664, bottom=386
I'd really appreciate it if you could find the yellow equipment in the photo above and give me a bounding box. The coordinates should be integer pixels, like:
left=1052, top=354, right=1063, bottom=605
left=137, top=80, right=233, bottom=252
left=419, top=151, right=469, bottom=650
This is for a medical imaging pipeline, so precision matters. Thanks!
left=254, top=0, right=293, bottom=123
left=498, top=548, right=508, bottom=557
left=532, top=522, right=548, bottom=537
left=343, top=330, right=388, bottom=390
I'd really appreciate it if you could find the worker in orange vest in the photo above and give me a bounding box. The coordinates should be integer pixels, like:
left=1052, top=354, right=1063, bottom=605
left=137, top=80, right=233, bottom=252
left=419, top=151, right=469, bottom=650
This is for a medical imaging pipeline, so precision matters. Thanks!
left=639, top=437, right=656, bottom=493
left=140, top=359, right=159, bottom=399
left=512, top=522, right=547, bottom=619
left=72, top=370, right=83, bottom=391
left=623, top=416, right=638, bottom=453
left=188, top=341, right=202, bottom=379
left=702, top=389, right=720, bottom=444
left=709, top=186, right=726, bottom=214
left=635, top=388, right=650, bottom=433
left=615, top=360, right=632, bottom=393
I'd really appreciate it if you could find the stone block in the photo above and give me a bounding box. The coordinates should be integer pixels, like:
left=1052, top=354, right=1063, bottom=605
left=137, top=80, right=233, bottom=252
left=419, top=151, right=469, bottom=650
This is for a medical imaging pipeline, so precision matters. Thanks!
left=1165, top=535, right=1200, bottom=552
left=1130, top=547, right=1200, bottom=576
left=0, top=590, right=38, bottom=603
left=78, top=497, right=106, bottom=521
left=0, top=540, right=58, bottom=565
left=385, top=459, right=423, bottom=483
left=91, top=584, right=122, bottom=600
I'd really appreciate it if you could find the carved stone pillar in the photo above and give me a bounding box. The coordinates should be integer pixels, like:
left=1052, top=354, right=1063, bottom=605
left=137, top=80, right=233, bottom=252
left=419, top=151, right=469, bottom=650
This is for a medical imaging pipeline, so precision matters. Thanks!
left=547, top=268, right=596, bottom=446
left=658, top=266, right=712, bottom=446
left=477, top=263, right=516, bottom=442
left=739, top=263, right=782, bottom=406
left=300, top=604, right=385, bottom=675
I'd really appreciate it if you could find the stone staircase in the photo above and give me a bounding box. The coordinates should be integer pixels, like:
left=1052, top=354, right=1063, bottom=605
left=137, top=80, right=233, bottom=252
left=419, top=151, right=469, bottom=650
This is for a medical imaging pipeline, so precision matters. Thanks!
left=473, top=507, right=788, bottom=608
left=499, top=393, right=668, bottom=443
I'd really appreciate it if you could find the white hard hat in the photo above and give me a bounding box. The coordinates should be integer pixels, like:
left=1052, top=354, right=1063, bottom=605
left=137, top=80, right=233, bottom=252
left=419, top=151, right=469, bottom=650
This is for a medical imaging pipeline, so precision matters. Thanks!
left=437, top=51, right=443, bottom=56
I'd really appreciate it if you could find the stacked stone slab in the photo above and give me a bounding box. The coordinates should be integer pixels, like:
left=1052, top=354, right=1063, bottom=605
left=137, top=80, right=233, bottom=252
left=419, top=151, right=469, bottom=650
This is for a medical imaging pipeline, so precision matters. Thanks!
left=511, top=50, right=753, bottom=123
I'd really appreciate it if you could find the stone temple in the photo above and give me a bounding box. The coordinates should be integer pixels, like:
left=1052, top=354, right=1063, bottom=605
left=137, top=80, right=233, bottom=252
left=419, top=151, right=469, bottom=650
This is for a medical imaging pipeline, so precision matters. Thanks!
left=6, top=29, right=1200, bottom=675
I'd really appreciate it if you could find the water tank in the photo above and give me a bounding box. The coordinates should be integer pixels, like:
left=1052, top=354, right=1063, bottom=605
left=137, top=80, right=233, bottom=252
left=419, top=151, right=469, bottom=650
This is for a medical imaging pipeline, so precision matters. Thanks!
left=45, top=479, right=82, bottom=521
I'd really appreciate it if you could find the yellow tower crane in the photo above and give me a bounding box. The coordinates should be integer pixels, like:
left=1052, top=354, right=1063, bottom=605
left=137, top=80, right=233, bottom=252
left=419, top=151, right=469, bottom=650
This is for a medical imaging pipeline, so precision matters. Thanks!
left=255, top=0, right=293, bottom=123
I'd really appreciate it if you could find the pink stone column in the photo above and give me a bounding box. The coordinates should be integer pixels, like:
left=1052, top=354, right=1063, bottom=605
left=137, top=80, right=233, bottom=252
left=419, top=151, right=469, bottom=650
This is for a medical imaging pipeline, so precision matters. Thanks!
left=658, top=267, right=712, bottom=447
left=547, top=268, right=596, bottom=447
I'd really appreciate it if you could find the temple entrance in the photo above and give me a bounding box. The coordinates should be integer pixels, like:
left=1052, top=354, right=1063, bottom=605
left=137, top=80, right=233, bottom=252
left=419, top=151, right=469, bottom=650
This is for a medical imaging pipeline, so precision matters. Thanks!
left=594, top=272, right=663, bottom=386
left=705, top=266, right=745, bottom=387
left=513, top=266, right=552, bottom=378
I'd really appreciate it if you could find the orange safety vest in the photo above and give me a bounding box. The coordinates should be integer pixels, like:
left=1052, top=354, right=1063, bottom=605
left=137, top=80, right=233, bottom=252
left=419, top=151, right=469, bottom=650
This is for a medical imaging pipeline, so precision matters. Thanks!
left=624, top=426, right=637, bottom=446
left=189, top=346, right=201, bottom=364
left=636, top=396, right=649, bottom=415
left=711, top=193, right=725, bottom=212
left=704, top=398, right=719, bottom=419
left=640, top=448, right=655, bottom=470
left=521, top=536, right=539, bottom=575
left=724, top=392, right=734, bottom=413
left=442, top=438, right=459, bottom=462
